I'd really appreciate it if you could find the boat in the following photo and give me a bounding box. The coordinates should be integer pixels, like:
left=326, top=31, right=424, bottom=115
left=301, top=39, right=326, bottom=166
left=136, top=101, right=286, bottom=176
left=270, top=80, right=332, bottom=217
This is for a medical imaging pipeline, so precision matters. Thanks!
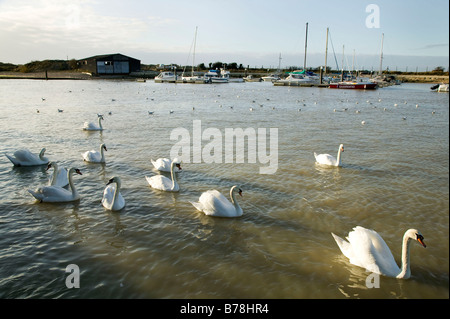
left=154, top=71, right=177, bottom=83
left=244, top=75, right=262, bottom=82
left=181, top=26, right=208, bottom=83
left=203, top=69, right=229, bottom=83
left=274, top=70, right=319, bottom=85
left=432, top=83, right=449, bottom=92
left=261, top=74, right=281, bottom=82
left=329, top=78, right=378, bottom=89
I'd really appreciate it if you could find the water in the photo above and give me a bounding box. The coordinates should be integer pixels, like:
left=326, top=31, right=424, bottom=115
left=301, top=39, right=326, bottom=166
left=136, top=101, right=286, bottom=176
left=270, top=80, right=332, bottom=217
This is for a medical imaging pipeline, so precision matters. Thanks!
left=0, top=79, right=448, bottom=299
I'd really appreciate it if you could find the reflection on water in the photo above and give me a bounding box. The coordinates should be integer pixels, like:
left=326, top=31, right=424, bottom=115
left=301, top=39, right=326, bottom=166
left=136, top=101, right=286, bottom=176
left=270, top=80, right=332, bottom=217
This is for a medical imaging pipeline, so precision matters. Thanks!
left=0, top=80, right=448, bottom=299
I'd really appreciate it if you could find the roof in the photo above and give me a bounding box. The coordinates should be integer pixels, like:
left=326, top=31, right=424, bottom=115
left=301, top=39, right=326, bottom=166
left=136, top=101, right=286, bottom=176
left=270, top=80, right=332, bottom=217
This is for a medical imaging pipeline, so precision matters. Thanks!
left=79, top=53, right=140, bottom=62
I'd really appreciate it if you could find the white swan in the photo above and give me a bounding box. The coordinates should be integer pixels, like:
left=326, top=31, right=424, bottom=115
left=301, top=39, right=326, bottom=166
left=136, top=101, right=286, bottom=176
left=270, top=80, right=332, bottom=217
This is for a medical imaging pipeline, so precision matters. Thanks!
left=314, top=144, right=344, bottom=167
left=28, top=167, right=83, bottom=202
left=83, top=114, right=104, bottom=131
left=47, top=162, right=69, bottom=188
left=5, top=148, right=49, bottom=166
left=150, top=157, right=181, bottom=172
left=145, top=161, right=181, bottom=192
left=190, top=186, right=243, bottom=217
left=82, top=143, right=107, bottom=163
left=102, top=176, right=125, bottom=211
left=331, top=226, right=426, bottom=279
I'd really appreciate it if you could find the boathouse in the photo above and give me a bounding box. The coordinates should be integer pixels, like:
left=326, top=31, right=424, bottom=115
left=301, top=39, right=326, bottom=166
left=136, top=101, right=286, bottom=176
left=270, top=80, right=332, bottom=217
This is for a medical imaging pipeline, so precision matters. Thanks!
left=78, top=53, right=140, bottom=75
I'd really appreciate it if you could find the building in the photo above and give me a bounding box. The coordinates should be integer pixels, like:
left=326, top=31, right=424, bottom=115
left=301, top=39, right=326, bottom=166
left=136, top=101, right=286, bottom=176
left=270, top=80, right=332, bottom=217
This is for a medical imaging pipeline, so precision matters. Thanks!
left=78, top=53, right=140, bottom=75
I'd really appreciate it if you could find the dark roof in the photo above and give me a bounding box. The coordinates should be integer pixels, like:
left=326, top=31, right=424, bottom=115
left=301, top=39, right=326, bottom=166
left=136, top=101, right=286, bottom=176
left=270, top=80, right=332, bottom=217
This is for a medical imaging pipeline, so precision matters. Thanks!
left=79, top=53, right=140, bottom=62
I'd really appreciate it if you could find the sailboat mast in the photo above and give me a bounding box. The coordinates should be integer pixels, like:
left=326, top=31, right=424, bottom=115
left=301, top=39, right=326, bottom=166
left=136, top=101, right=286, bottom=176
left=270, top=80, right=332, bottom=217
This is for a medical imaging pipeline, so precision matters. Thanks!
left=379, top=33, right=384, bottom=75
left=324, top=27, right=329, bottom=75
left=192, top=26, right=198, bottom=77
left=277, top=53, right=282, bottom=73
left=304, top=22, right=308, bottom=70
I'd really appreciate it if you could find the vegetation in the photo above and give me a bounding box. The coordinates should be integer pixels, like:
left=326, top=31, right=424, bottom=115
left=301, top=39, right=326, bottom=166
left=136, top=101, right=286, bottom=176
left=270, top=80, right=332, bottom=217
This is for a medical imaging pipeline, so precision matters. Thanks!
left=1, top=59, right=448, bottom=78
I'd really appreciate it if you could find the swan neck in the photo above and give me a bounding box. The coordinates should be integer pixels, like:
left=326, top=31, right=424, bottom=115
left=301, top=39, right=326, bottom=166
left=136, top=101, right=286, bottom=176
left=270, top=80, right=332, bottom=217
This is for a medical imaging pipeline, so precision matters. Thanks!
left=39, top=148, right=46, bottom=160
left=397, top=233, right=412, bottom=279
left=67, top=168, right=78, bottom=197
left=230, top=186, right=240, bottom=210
left=336, top=148, right=342, bottom=166
left=170, top=162, right=178, bottom=190
left=100, top=145, right=105, bottom=161
left=50, top=163, right=58, bottom=185
left=112, top=179, right=121, bottom=206
left=98, top=117, right=103, bottom=129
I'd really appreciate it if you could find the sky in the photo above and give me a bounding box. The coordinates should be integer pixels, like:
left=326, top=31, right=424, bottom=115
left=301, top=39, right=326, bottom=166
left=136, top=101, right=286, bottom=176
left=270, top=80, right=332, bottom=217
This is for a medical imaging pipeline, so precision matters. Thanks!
left=0, top=0, right=448, bottom=71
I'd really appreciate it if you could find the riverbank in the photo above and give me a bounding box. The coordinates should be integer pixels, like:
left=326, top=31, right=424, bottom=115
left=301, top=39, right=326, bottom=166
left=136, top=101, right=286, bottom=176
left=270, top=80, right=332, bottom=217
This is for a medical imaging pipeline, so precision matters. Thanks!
left=395, top=74, right=449, bottom=83
left=1, top=70, right=448, bottom=84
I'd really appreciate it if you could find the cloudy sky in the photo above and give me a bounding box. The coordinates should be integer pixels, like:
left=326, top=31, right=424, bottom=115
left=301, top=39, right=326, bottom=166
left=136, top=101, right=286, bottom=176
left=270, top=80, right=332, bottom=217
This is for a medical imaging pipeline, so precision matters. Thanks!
left=0, top=0, right=448, bottom=71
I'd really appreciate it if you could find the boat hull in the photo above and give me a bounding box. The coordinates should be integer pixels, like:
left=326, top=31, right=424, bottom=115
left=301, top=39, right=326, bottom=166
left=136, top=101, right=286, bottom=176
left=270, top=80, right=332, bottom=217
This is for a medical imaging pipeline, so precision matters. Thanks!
left=329, top=82, right=377, bottom=89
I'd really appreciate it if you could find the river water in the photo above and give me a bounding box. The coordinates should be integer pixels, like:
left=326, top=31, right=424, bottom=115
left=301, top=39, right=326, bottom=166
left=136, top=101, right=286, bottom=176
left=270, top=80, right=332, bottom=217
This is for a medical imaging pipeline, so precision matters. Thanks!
left=0, top=79, right=448, bottom=299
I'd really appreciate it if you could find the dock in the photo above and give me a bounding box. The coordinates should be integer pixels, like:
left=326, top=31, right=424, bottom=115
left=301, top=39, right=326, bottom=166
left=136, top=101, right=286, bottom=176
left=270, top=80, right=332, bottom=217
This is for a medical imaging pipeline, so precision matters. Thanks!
left=273, top=81, right=329, bottom=87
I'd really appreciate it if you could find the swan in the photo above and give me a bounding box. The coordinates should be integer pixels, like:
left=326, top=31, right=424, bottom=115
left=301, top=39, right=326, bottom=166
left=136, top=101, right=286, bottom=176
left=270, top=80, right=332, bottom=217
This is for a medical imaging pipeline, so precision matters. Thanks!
left=47, top=162, right=69, bottom=187
left=28, top=167, right=82, bottom=202
left=82, top=143, right=107, bottom=163
left=102, top=176, right=125, bottom=211
left=5, top=148, right=49, bottom=166
left=190, top=186, right=243, bottom=217
left=145, top=161, right=181, bottom=192
left=83, top=114, right=104, bottom=131
left=314, top=144, right=344, bottom=167
left=150, top=157, right=181, bottom=172
left=331, top=226, right=426, bottom=279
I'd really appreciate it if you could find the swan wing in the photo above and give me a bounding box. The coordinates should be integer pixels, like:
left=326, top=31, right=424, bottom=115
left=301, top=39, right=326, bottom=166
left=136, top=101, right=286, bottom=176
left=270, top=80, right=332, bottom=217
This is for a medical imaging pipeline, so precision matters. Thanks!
left=346, top=226, right=400, bottom=276
left=102, top=185, right=125, bottom=210
left=198, top=190, right=236, bottom=217
left=8, top=150, right=48, bottom=166
left=83, top=122, right=100, bottom=130
left=151, top=158, right=171, bottom=171
left=82, top=151, right=101, bottom=162
left=28, top=186, right=75, bottom=202
left=315, top=153, right=337, bottom=166
left=146, top=175, right=177, bottom=191
left=51, top=167, right=69, bottom=187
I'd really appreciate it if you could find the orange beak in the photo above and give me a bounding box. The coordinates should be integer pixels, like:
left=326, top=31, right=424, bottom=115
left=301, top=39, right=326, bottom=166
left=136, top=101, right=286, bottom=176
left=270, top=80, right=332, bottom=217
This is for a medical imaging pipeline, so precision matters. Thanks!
left=418, top=238, right=426, bottom=248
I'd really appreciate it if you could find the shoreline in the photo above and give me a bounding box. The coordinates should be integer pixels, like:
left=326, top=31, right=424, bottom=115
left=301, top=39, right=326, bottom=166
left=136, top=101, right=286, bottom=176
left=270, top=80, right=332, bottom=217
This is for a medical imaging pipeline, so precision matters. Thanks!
left=0, top=71, right=448, bottom=84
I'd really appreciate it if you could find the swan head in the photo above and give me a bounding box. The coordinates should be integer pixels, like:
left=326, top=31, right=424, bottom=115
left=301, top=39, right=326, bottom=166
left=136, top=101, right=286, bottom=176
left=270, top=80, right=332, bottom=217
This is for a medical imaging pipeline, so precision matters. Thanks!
left=97, top=114, right=104, bottom=120
left=101, top=144, right=107, bottom=152
left=46, top=162, right=56, bottom=171
left=106, top=176, right=120, bottom=186
left=405, top=229, right=426, bottom=248
left=339, top=144, right=344, bottom=152
left=238, top=188, right=243, bottom=197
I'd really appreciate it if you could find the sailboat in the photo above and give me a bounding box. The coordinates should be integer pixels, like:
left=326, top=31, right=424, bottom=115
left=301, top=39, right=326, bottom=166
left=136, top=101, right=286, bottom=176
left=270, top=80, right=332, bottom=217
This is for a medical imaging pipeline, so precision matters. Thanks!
left=182, top=26, right=206, bottom=83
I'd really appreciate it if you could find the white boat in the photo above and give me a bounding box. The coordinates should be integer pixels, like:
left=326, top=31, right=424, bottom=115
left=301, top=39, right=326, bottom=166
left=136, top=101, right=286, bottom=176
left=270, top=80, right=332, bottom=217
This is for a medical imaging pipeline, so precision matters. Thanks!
left=438, top=83, right=449, bottom=92
left=244, top=75, right=262, bottom=82
left=275, top=70, right=319, bottom=85
left=204, top=69, right=229, bottom=83
left=261, top=74, right=281, bottom=82
left=155, top=71, right=177, bottom=83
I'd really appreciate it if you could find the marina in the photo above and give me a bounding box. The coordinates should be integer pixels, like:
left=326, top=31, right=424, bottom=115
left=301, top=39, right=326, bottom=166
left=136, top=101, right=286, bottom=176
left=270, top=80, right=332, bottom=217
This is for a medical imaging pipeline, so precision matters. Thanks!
left=0, top=79, right=448, bottom=299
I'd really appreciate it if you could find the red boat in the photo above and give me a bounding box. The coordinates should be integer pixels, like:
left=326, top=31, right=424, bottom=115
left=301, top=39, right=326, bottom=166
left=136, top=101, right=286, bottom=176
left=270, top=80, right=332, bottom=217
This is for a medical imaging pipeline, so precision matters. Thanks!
left=329, top=80, right=378, bottom=90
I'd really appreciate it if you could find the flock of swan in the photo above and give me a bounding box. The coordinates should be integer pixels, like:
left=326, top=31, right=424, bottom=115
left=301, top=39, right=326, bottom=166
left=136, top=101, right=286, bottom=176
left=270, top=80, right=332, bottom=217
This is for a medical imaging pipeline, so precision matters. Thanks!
left=5, top=121, right=427, bottom=280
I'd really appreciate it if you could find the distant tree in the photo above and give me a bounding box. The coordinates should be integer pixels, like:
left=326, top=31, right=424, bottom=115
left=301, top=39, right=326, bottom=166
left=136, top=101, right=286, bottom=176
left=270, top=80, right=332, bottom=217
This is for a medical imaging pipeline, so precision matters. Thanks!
left=212, top=61, right=223, bottom=69
left=432, top=66, right=445, bottom=73
left=198, top=63, right=206, bottom=70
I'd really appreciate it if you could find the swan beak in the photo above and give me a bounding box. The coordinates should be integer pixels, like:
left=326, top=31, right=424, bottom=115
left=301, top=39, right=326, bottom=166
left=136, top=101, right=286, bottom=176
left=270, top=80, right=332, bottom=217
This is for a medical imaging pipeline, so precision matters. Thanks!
left=106, top=178, right=114, bottom=186
left=418, top=237, right=426, bottom=248
left=46, top=163, right=52, bottom=171
left=238, top=189, right=243, bottom=197
left=176, top=164, right=182, bottom=170
left=75, top=169, right=82, bottom=175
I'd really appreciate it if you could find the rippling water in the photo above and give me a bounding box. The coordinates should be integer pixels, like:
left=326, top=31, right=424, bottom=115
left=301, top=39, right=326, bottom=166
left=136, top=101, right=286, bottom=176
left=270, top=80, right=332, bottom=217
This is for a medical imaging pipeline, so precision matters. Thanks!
left=0, top=79, right=448, bottom=299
